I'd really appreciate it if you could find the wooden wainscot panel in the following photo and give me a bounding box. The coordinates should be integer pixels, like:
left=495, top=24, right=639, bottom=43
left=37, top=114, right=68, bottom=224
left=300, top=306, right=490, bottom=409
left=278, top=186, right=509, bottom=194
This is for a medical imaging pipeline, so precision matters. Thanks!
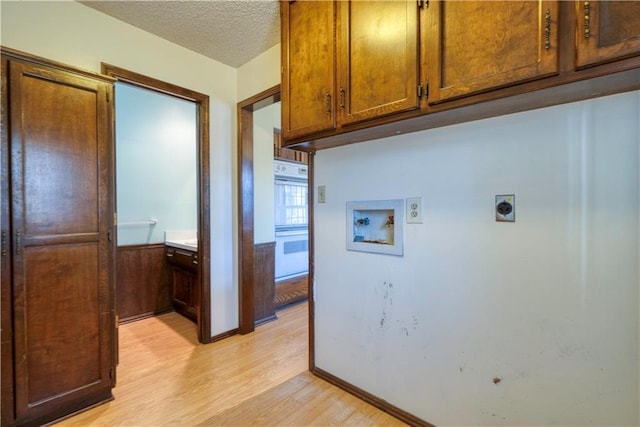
left=116, top=244, right=173, bottom=323
left=254, top=242, right=276, bottom=325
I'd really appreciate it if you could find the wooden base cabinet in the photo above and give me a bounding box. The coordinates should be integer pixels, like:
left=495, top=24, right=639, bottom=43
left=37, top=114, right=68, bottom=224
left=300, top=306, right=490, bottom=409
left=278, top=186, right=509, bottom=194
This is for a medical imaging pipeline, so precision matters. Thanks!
left=1, top=49, right=116, bottom=426
left=166, top=247, right=199, bottom=323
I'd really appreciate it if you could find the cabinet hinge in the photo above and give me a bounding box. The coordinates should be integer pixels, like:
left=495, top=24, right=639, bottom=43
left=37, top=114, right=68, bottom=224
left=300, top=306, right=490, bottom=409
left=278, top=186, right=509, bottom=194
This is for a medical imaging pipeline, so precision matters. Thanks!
left=418, top=83, right=430, bottom=99
left=107, top=229, right=112, bottom=242
left=106, top=92, right=110, bottom=103
left=418, top=0, right=428, bottom=9
left=115, top=314, right=119, bottom=329
left=1, top=230, right=6, bottom=257
left=109, top=366, right=116, bottom=386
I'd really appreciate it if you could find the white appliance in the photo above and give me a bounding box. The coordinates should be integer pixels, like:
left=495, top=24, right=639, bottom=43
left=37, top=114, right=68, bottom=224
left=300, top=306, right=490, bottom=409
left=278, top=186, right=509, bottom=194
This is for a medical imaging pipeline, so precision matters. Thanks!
left=274, top=160, right=309, bottom=280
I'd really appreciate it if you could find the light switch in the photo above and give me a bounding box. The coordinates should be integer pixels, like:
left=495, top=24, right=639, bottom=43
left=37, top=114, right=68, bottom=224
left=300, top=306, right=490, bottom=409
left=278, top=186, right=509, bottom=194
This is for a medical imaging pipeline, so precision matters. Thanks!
left=318, top=185, right=326, bottom=203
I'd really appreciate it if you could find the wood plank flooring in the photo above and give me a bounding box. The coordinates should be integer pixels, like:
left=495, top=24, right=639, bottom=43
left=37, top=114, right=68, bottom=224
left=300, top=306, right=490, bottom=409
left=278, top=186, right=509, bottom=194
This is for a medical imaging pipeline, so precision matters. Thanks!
left=57, top=302, right=406, bottom=426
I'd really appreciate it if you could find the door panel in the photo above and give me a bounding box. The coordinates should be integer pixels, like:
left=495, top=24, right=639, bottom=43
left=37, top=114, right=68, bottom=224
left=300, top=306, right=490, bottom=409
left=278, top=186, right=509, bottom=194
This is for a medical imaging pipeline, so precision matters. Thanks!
left=576, top=1, right=640, bottom=67
left=9, top=60, right=114, bottom=423
left=427, top=0, right=558, bottom=102
left=338, top=0, right=420, bottom=124
left=21, top=75, right=99, bottom=236
left=281, top=0, right=336, bottom=139
left=24, top=244, right=101, bottom=404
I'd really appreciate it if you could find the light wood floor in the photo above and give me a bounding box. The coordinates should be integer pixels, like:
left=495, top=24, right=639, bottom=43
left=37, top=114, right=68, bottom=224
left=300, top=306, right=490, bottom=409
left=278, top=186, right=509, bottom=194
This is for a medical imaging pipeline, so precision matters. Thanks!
left=57, top=302, right=406, bottom=426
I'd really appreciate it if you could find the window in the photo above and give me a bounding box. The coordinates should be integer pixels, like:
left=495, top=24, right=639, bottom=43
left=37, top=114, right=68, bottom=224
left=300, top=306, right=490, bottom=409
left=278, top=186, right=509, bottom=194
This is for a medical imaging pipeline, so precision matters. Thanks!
left=275, top=180, right=308, bottom=229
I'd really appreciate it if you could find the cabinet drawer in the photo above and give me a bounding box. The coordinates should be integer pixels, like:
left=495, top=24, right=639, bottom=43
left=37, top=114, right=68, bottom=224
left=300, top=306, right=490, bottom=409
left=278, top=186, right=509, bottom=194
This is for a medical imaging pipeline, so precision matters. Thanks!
left=166, top=247, right=198, bottom=272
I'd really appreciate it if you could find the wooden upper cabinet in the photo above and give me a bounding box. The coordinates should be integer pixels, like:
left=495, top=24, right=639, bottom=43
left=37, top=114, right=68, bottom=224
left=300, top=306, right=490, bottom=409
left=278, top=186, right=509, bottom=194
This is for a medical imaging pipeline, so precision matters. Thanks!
left=426, top=0, right=559, bottom=103
left=281, top=1, right=336, bottom=139
left=337, top=0, right=420, bottom=125
left=575, top=1, right=640, bottom=68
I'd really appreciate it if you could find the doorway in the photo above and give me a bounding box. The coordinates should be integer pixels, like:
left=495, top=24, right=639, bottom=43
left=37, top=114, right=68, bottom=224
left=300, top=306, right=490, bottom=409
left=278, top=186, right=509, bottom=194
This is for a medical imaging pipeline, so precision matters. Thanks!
left=102, top=64, right=211, bottom=343
left=237, top=85, right=312, bottom=336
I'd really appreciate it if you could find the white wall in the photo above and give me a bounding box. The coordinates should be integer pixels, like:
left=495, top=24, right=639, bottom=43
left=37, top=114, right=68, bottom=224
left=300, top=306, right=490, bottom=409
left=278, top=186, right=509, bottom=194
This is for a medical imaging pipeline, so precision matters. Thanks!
left=115, top=83, right=197, bottom=246
left=237, top=44, right=281, bottom=102
left=253, top=102, right=279, bottom=244
left=1, top=0, right=238, bottom=335
left=314, top=91, right=640, bottom=426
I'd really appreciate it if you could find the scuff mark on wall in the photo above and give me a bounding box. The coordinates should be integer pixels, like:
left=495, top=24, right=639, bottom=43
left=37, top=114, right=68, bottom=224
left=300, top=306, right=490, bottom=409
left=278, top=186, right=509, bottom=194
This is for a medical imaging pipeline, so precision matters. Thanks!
left=376, top=281, right=420, bottom=337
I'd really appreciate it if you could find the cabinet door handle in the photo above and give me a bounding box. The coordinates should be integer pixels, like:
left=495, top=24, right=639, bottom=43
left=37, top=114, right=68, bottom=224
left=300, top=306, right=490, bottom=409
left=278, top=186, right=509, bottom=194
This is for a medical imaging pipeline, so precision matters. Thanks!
left=584, top=1, right=591, bottom=39
left=339, top=87, right=345, bottom=110
left=544, top=8, right=551, bottom=50
left=325, top=92, right=331, bottom=113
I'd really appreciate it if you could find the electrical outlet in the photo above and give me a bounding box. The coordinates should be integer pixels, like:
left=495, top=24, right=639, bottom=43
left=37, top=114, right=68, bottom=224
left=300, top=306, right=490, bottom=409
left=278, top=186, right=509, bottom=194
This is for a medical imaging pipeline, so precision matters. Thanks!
left=495, top=194, right=515, bottom=222
left=406, top=197, right=423, bottom=223
left=318, top=185, right=326, bottom=203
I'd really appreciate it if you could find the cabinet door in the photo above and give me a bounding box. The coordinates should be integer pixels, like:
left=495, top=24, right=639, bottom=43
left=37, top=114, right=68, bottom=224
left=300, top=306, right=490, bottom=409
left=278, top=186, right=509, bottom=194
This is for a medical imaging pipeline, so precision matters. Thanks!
left=172, top=267, right=197, bottom=322
left=337, top=0, right=420, bottom=125
left=172, top=268, right=191, bottom=309
left=427, top=0, right=559, bottom=103
left=576, top=1, right=640, bottom=68
left=281, top=0, right=336, bottom=139
left=8, top=60, right=114, bottom=424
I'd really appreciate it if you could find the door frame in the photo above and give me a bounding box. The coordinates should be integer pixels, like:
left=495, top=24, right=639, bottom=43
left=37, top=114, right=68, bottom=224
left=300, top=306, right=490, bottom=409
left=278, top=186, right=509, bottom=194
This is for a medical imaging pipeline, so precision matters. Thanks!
left=101, top=64, right=212, bottom=343
left=237, top=85, right=281, bottom=334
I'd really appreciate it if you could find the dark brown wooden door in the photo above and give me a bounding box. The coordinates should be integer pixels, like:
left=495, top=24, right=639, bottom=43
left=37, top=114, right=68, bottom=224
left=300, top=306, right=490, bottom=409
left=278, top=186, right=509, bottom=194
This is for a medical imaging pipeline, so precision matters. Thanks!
left=576, top=1, right=640, bottom=68
left=8, top=60, right=115, bottom=424
left=281, top=0, right=336, bottom=139
left=426, top=0, right=559, bottom=103
left=337, top=0, right=420, bottom=125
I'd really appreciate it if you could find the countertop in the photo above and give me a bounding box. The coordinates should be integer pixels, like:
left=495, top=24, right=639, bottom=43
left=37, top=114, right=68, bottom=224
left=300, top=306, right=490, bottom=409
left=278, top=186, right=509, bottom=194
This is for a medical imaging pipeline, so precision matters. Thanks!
left=165, top=230, right=197, bottom=252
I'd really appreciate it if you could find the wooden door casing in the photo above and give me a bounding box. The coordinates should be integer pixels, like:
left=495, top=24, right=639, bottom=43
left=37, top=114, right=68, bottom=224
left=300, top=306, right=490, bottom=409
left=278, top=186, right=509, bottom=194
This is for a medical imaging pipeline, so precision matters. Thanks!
left=281, top=0, right=336, bottom=139
left=8, top=59, right=115, bottom=424
left=427, top=0, right=559, bottom=103
left=575, top=1, right=640, bottom=68
left=337, top=0, right=420, bottom=125
left=0, top=54, right=15, bottom=427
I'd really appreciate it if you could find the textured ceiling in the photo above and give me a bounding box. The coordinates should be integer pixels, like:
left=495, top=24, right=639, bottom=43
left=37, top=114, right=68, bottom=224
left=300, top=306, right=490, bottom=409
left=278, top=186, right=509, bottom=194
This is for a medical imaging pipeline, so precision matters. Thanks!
left=79, top=0, right=280, bottom=68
